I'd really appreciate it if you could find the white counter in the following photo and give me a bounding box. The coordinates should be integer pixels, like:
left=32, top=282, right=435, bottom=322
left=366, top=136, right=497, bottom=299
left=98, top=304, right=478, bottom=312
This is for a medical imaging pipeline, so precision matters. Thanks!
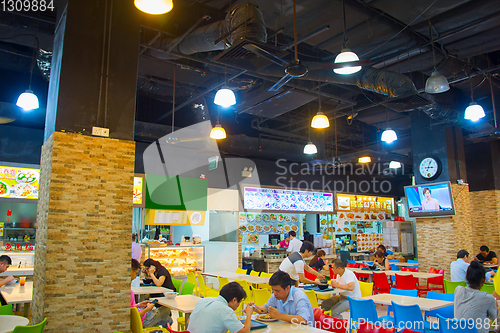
left=0, top=266, right=33, bottom=277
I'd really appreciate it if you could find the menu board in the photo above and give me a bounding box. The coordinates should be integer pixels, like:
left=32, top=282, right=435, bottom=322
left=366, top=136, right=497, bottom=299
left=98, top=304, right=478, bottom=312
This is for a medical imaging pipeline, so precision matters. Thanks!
left=0, top=222, right=3, bottom=237
left=357, top=233, right=383, bottom=252
left=336, top=194, right=394, bottom=214
left=244, top=187, right=333, bottom=212
left=238, top=212, right=299, bottom=243
left=0, top=166, right=39, bottom=200
left=133, top=176, right=143, bottom=205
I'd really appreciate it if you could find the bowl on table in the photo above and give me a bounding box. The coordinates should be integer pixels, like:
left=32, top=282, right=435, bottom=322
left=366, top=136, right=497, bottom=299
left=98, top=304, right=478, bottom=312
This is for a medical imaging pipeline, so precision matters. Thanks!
left=317, top=283, right=329, bottom=290
left=164, top=292, right=178, bottom=299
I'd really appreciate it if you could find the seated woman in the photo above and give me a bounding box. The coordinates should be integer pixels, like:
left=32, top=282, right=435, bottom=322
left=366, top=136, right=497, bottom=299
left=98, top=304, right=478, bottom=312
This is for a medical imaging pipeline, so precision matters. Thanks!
left=309, top=250, right=329, bottom=272
left=131, top=259, right=172, bottom=328
left=143, top=258, right=176, bottom=296
left=372, top=250, right=389, bottom=271
left=455, top=261, right=497, bottom=333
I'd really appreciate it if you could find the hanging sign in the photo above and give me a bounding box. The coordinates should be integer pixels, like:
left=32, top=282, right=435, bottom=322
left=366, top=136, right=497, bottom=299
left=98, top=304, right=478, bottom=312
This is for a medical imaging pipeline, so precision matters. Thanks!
left=0, top=166, right=39, bottom=200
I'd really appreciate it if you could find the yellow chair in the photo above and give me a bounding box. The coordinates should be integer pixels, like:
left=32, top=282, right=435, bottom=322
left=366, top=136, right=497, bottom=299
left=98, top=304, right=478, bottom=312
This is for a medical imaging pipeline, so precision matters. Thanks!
left=304, top=290, right=319, bottom=308
left=359, top=281, right=374, bottom=297
left=218, top=276, right=230, bottom=289
left=252, top=288, right=271, bottom=306
left=260, top=272, right=272, bottom=278
left=236, top=268, right=247, bottom=275
left=131, top=307, right=168, bottom=333
left=250, top=271, right=260, bottom=277
left=196, top=273, right=218, bottom=297
left=187, top=271, right=199, bottom=296
left=234, top=279, right=253, bottom=303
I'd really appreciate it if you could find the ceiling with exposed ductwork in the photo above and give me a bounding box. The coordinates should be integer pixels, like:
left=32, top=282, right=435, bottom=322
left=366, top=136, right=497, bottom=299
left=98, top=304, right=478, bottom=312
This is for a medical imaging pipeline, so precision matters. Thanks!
left=1, top=0, right=500, bottom=171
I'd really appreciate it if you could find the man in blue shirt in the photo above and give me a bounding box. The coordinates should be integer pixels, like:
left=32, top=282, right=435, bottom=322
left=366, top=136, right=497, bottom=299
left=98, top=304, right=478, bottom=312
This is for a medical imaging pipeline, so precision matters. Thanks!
left=450, top=249, right=494, bottom=282
left=253, top=271, right=314, bottom=326
left=187, top=282, right=253, bottom=333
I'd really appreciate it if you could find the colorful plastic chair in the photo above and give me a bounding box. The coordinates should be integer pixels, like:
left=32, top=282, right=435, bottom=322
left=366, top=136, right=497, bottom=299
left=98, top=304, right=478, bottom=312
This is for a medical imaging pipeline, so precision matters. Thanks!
left=131, top=307, right=168, bottom=333
left=186, top=272, right=199, bottom=296
left=234, top=279, right=253, bottom=303
left=346, top=263, right=359, bottom=268
left=408, top=259, right=419, bottom=263
left=373, top=272, right=392, bottom=294
left=195, top=273, right=217, bottom=297
left=443, top=279, right=466, bottom=293
left=480, top=283, right=494, bottom=294
left=304, top=290, right=319, bottom=308
left=418, top=268, right=444, bottom=296
left=0, top=303, right=13, bottom=315
left=314, top=308, right=348, bottom=333
left=359, top=281, right=374, bottom=297
left=180, top=281, right=195, bottom=295
left=395, top=274, right=416, bottom=290
left=348, top=297, right=394, bottom=330
left=386, top=288, right=418, bottom=318
left=236, top=268, right=247, bottom=275
left=437, top=313, right=478, bottom=333
left=304, top=269, right=318, bottom=281
left=425, top=291, right=454, bottom=319
left=171, top=278, right=182, bottom=293
left=252, top=288, right=271, bottom=306
left=260, top=272, right=272, bottom=278
left=357, top=264, right=369, bottom=281
left=249, top=271, right=260, bottom=277
left=166, top=323, right=190, bottom=333
left=218, top=276, right=230, bottom=289
left=388, top=259, right=399, bottom=263
left=12, top=318, right=47, bottom=333
left=392, top=301, right=434, bottom=333
left=357, top=322, right=395, bottom=333
left=347, top=260, right=356, bottom=264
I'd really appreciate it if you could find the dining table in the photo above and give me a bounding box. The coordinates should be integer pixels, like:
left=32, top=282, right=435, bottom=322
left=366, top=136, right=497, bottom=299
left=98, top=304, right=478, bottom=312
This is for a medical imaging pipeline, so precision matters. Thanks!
left=154, top=295, right=201, bottom=321
left=0, top=315, right=30, bottom=333
left=131, top=285, right=172, bottom=295
left=360, top=294, right=453, bottom=311
left=349, top=268, right=441, bottom=280
left=202, top=271, right=270, bottom=285
left=0, top=281, right=33, bottom=317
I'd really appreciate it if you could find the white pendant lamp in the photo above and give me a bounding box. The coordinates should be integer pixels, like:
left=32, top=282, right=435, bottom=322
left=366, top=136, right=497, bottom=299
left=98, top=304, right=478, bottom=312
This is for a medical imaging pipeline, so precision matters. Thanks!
left=16, top=90, right=39, bottom=111
left=381, top=129, right=397, bottom=143
left=389, top=161, right=401, bottom=169
left=134, top=0, right=173, bottom=15
left=311, top=83, right=330, bottom=128
left=334, top=48, right=362, bottom=75
left=210, top=124, right=227, bottom=140
left=464, top=102, right=485, bottom=121
left=425, top=22, right=449, bottom=94
left=214, top=86, right=236, bottom=107
left=303, top=142, right=318, bottom=154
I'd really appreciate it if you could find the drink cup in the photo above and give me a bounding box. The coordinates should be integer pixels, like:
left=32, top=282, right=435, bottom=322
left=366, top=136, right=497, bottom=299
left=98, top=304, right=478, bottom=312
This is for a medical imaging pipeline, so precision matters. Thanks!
left=19, top=276, right=26, bottom=286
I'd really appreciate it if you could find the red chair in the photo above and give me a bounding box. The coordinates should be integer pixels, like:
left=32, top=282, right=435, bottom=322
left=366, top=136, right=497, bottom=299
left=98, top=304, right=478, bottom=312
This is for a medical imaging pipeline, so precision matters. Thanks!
left=357, top=321, right=395, bottom=333
left=401, top=266, right=420, bottom=286
left=313, top=308, right=347, bottom=333
left=395, top=273, right=417, bottom=290
left=305, top=267, right=318, bottom=281
left=346, top=263, right=359, bottom=268
left=417, top=268, right=444, bottom=296
left=357, top=264, right=370, bottom=282
left=329, top=266, right=335, bottom=280
left=373, top=272, right=391, bottom=294
left=166, top=323, right=190, bottom=333
left=402, top=330, right=421, bottom=333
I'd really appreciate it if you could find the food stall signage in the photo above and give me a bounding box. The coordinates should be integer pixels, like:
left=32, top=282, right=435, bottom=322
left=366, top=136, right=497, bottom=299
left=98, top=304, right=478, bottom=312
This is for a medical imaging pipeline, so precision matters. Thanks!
left=133, top=177, right=143, bottom=205
left=4, top=243, right=33, bottom=251
left=0, top=166, right=39, bottom=200
left=244, top=187, right=333, bottom=212
left=0, top=222, right=3, bottom=237
left=336, top=194, right=394, bottom=214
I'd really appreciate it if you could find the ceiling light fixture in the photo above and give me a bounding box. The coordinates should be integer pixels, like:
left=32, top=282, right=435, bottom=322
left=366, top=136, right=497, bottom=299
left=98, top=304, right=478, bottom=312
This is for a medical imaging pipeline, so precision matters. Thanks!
left=311, top=82, right=330, bottom=128
left=303, top=142, right=318, bottom=154
left=333, top=0, right=361, bottom=75
left=464, top=66, right=485, bottom=121
left=381, top=109, right=397, bottom=143
left=210, top=124, right=227, bottom=140
left=358, top=156, right=371, bottom=163
left=134, top=0, right=173, bottom=15
left=425, top=21, right=449, bottom=94
left=389, top=161, right=402, bottom=169
left=17, top=37, right=39, bottom=111
left=214, top=52, right=236, bottom=107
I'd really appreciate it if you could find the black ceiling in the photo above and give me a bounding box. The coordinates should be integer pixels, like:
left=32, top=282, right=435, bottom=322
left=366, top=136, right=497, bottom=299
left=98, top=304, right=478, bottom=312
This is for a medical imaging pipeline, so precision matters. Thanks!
left=1, top=0, right=500, bottom=169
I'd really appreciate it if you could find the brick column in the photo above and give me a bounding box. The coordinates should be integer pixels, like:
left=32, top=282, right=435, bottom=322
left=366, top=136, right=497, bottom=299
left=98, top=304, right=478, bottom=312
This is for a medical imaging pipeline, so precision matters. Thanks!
left=470, top=189, right=500, bottom=251
left=33, top=132, right=135, bottom=332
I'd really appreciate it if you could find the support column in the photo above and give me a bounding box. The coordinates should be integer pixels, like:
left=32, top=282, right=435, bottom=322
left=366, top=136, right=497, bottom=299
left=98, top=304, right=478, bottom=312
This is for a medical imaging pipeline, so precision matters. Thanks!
left=33, top=0, right=140, bottom=331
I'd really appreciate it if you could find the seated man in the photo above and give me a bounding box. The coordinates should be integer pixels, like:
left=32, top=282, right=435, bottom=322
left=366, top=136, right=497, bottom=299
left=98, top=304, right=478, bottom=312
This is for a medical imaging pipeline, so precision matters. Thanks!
left=187, top=281, right=253, bottom=333
left=253, top=270, right=314, bottom=326
left=0, top=255, right=17, bottom=287
left=474, top=246, right=498, bottom=264
left=451, top=250, right=494, bottom=282
left=321, top=259, right=361, bottom=319
left=279, top=241, right=324, bottom=285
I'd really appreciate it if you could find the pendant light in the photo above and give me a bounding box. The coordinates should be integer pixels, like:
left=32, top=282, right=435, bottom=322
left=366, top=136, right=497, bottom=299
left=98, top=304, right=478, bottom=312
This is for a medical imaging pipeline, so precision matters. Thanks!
left=381, top=109, right=397, bottom=143
left=425, top=21, right=449, bottom=94
left=214, top=57, right=236, bottom=107
left=304, top=106, right=317, bottom=154
left=333, top=0, right=361, bottom=75
left=166, top=66, right=180, bottom=144
left=464, top=66, right=485, bottom=121
left=134, top=0, right=173, bottom=15
left=311, top=83, right=330, bottom=128
left=389, top=161, right=401, bottom=169
left=358, top=156, right=371, bottom=163
left=17, top=37, right=39, bottom=111
left=210, top=124, right=227, bottom=139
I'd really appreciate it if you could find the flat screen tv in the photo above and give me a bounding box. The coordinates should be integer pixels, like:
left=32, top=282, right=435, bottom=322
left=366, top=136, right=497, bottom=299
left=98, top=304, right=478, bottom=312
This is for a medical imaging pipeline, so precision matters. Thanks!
left=404, top=181, right=456, bottom=218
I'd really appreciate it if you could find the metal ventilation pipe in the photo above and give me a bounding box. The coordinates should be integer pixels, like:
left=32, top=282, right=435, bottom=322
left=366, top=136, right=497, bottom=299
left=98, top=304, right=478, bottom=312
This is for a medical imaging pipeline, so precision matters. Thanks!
left=162, top=3, right=266, bottom=55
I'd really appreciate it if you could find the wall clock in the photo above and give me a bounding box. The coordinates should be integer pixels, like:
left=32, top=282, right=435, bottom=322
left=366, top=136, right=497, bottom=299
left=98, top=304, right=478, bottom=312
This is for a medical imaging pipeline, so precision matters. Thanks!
left=419, top=157, right=442, bottom=180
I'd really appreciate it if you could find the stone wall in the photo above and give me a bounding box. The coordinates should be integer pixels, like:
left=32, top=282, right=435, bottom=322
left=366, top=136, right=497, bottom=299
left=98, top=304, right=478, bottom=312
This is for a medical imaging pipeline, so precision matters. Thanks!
left=469, top=189, right=500, bottom=252
left=416, top=184, right=473, bottom=280
left=33, top=132, right=135, bottom=333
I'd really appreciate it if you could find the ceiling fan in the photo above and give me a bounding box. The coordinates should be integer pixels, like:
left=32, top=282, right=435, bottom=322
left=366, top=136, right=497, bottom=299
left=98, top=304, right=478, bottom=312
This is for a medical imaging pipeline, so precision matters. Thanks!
left=243, top=0, right=370, bottom=91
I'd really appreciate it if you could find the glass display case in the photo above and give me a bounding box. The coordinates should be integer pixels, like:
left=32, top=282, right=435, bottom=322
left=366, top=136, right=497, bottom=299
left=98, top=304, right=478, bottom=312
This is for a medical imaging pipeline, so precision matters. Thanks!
left=0, top=222, right=36, bottom=252
left=145, top=244, right=204, bottom=277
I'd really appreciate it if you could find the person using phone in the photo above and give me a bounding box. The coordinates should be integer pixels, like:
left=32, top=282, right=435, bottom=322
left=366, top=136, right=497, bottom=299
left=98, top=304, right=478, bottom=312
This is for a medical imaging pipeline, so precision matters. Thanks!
left=131, top=259, right=172, bottom=328
left=0, top=255, right=18, bottom=287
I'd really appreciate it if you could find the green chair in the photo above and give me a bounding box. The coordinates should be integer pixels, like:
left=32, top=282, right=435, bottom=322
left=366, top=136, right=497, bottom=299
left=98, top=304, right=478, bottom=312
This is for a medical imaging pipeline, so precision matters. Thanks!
left=0, top=303, right=13, bottom=315
left=444, top=279, right=466, bottom=293
left=180, top=281, right=195, bottom=295
left=481, top=283, right=494, bottom=294
left=171, top=278, right=182, bottom=293
left=13, top=318, right=47, bottom=333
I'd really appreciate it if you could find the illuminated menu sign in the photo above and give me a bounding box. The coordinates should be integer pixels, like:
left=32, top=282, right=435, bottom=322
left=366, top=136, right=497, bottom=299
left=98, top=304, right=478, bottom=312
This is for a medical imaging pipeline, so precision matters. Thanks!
left=244, top=187, right=333, bottom=212
left=0, top=166, right=39, bottom=200
left=133, top=177, right=143, bottom=205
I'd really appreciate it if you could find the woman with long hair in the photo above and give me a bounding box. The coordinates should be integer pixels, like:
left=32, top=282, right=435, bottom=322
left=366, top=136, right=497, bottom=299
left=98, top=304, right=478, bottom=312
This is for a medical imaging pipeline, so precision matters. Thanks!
left=143, top=258, right=176, bottom=294
left=309, top=250, right=328, bottom=272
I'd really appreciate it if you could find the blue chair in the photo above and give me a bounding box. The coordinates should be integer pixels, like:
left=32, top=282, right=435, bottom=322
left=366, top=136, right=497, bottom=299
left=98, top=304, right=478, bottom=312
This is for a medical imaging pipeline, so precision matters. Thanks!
left=388, top=259, right=399, bottom=263
left=386, top=288, right=418, bottom=320
left=390, top=264, right=399, bottom=284
left=437, top=314, right=478, bottom=333
left=425, top=291, right=454, bottom=319
left=347, top=259, right=356, bottom=264
left=392, top=301, right=436, bottom=333
left=348, top=297, right=394, bottom=329
left=408, top=260, right=419, bottom=263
